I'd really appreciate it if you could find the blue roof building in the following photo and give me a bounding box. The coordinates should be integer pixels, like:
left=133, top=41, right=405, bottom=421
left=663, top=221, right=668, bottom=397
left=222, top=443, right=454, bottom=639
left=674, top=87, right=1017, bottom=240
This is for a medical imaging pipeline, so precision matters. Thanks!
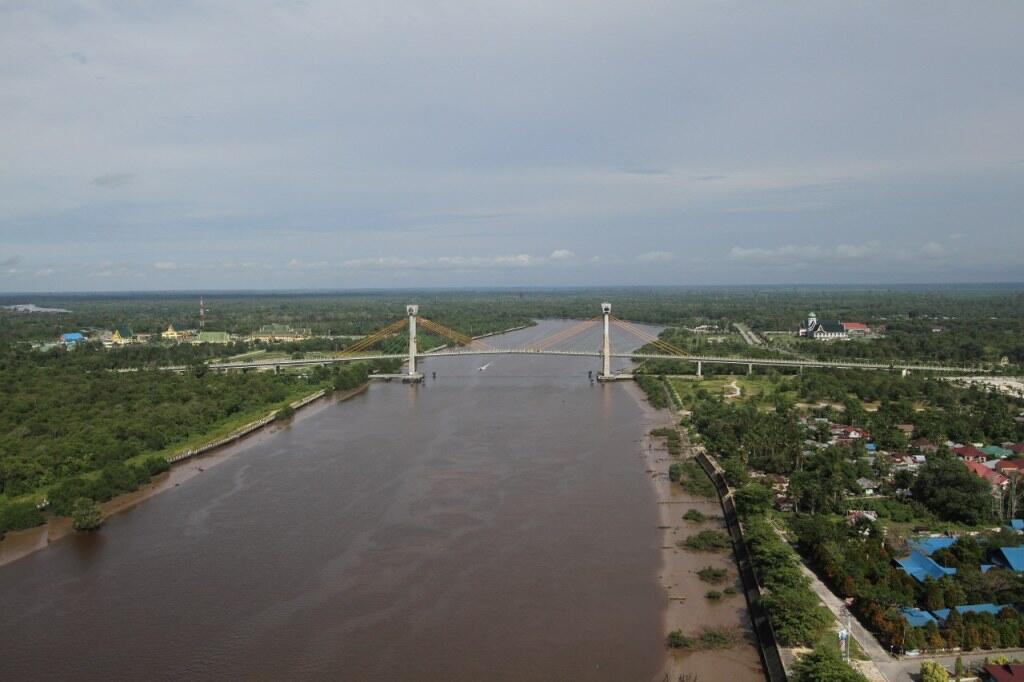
left=900, top=607, right=938, bottom=627
left=933, top=604, right=1013, bottom=621
left=1007, top=520, right=1024, bottom=532
left=896, top=551, right=957, bottom=582
left=61, top=332, right=84, bottom=344
left=993, top=547, right=1024, bottom=572
left=907, top=537, right=957, bottom=556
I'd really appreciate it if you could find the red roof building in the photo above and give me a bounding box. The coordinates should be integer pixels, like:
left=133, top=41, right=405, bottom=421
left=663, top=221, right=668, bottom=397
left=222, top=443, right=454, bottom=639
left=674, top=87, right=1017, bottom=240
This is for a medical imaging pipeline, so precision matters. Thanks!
left=841, top=322, right=870, bottom=333
left=996, top=459, right=1024, bottom=474
left=1012, top=442, right=1024, bottom=455
left=965, top=461, right=1009, bottom=489
left=984, top=663, right=1024, bottom=681
left=955, top=445, right=988, bottom=463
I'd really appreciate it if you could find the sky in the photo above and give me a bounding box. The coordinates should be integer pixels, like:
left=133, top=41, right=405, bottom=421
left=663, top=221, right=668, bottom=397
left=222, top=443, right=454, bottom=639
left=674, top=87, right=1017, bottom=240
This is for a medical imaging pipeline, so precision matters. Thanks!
left=1, top=1, right=1022, bottom=291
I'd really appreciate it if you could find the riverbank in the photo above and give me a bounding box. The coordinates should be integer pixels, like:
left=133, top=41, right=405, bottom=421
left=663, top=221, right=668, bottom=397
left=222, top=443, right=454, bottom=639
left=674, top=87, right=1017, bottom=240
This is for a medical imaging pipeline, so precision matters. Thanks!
left=0, top=383, right=369, bottom=567
left=631, top=384, right=764, bottom=681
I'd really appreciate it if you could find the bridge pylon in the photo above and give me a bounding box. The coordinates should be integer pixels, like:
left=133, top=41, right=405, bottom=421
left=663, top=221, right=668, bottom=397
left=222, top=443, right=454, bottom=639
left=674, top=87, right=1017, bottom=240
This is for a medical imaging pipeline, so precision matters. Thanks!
left=598, top=302, right=614, bottom=380
left=406, top=305, right=423, bottom=382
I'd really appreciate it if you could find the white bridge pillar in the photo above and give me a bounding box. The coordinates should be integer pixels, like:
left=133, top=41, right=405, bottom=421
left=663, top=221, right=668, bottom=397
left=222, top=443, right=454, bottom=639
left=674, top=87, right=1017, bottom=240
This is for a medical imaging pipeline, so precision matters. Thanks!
left=601, top=302, right=612, bottom=377
left=696, top=361, right=702, bottom=378
left=407, top=304, right=419, bottom=376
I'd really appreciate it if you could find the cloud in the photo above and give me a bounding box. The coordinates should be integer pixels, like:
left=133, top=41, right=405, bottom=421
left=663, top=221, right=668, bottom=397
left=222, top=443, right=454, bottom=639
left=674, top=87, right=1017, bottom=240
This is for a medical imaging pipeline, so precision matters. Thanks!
left=549, top=249, right=575, bottom=260
left=152, top=260, right=178, bottom=270
left=92, top=173, right=134, bottom=189
left=286, top=258, right=328, bottom=270
left=0, top=255, right=22, bottom=267
left=729, top=241, right=881, bottom=266
left=636, top=251, right=674, bottom=263
left=341, top=254, right=539, bottom=271
left=921, top=241, right=945, bottom=259
left=35, top=268, right=55, bottom=277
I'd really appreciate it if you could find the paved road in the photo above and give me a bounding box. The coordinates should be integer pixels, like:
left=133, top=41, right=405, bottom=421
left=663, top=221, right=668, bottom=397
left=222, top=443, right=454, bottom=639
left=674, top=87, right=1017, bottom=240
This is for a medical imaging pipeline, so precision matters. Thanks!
left=733, top=322, right=763, bottom=346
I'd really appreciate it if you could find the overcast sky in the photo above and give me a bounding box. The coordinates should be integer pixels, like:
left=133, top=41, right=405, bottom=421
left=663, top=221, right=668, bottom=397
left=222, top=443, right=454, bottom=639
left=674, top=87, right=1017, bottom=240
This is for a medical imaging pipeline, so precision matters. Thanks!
left=1, top=1, right=1022, bottom=291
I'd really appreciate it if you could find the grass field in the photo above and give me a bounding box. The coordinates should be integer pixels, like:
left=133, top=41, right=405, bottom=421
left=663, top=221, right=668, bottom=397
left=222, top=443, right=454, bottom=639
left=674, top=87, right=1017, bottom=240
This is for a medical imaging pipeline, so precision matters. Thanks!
left=668, top=375, right=797, bottom=409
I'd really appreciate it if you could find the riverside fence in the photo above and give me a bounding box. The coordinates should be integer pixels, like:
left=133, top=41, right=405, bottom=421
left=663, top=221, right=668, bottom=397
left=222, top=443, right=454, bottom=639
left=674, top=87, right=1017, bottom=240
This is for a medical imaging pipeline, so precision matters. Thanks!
left=695, top=450, right=788, bottom=682
left=167, top=390, right=327, bottom=465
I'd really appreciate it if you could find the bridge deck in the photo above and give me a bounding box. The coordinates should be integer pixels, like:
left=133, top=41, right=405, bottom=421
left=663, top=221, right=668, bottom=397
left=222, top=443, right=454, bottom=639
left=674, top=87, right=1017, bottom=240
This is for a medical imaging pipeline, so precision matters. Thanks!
left=164, top=348, right=980, bottom=374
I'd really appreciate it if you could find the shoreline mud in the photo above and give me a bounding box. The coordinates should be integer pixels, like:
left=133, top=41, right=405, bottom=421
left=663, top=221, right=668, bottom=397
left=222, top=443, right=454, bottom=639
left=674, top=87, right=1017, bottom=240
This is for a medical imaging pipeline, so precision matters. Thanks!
left=626, top=383, right=764, bottom=682
left=0, top=383, right=369, bottom=567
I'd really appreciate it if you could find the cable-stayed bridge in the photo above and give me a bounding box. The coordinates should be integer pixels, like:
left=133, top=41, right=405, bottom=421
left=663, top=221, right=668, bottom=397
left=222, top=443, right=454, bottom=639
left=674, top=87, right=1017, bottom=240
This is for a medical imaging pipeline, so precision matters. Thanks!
left=171, top=304, right=984, bottom=379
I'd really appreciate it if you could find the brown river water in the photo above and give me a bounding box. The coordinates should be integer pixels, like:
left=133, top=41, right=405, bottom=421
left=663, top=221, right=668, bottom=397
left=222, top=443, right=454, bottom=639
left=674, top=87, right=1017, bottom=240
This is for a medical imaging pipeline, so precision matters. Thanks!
left=0, top=320, right=760, bottom=681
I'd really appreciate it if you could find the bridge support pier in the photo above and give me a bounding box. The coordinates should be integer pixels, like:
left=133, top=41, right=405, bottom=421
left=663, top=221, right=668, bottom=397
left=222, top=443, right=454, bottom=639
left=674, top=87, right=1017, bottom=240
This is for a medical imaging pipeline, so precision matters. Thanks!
left=406, top=305, right=424, bottom=382
left=696, top=361, right=702, bottom=379
left=748, top=363, right=753, bottom=375
left=901, top=368, right=909, bottom=378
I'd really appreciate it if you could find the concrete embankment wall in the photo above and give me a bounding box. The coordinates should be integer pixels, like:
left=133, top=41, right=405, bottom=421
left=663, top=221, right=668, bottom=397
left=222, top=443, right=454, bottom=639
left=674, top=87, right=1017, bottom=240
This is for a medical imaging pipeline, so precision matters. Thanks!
left=695, top=451, right=788, bottom=682
left=167, top=389, right=328, bottom=464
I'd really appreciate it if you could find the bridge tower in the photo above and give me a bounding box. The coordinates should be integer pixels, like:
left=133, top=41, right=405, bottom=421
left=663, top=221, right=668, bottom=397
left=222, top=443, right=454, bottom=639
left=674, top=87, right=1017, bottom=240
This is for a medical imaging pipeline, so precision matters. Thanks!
left=407, top=304, right=419, bottom=378
left=601, top=302, right=612, bottom=378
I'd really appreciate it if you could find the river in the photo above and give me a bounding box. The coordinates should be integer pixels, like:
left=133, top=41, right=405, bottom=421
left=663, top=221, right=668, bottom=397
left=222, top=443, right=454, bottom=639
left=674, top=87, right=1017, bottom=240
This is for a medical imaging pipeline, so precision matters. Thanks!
left=0, top=320, right=753, bottom=680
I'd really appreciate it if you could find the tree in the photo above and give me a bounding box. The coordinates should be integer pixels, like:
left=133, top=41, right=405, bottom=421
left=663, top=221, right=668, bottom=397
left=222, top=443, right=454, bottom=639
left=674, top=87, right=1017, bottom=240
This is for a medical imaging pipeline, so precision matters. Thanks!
left=71, top=497, right=102, bottom=531
left=734, top=481, right=773, bottom=516
left=790, top=644, right=867, bottom=682
left=912, top=452, right=993, bottom=524
left=920, top=661, right=950, bottom=682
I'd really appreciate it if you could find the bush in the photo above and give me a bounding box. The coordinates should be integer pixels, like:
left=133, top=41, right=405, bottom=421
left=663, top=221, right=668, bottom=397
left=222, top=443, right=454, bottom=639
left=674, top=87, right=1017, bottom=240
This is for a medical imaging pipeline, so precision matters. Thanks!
left=71, top=498, right=102, bottom=531
left=668, top=462, right=683, bottom=482
left=275, top=404, right=295, bottom=421
left=144, top=456, right=170, bottom=476
left=667, top=630, right=692, bottom=649
left=723, top=586, right=737, bottom=595
left=705, top=590, right=722, bottom=600
left=0, top=500, right=45, bottom=533
left=682, top=508, right=705, bottom=523
left=680, top=461, right=717, bottom=497
left=683, top=530, right=732, bottom=552
left=791, top=644, right=867, bottom=682
left=697, top=566, right=728, bottom=583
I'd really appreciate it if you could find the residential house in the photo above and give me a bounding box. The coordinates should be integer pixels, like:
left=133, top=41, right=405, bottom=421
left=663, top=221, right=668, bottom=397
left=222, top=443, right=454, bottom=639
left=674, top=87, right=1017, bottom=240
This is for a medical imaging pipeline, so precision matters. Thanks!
left=964, top=461, right=1009, bottom=488
left=996, top=459, right=1024, bottom=475
left=911, top=438, right=938, bottom=454
left=895, top=551, right=957, bottom=583
left=983, top=664, right=1024, bottom=681
left=954, top=445, right=988, bottom=463
left=992, top=547, right=1024, bottom=572
left=895, top=424, right=915, bottom=438
left=983, top=445, right=1014, bottom=459
left=856, top=478, right=879, bottom=496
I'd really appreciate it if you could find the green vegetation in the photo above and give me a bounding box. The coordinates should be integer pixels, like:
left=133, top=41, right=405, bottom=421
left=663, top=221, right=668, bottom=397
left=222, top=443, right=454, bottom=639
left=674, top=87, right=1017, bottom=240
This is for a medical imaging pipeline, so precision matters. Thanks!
left=920, top=660, right=950, bottom=681
left=636, top=374, right=670, bottom=409
left=0, top=343, right=387, bottom=532
left=743, top=515, right=833, bottom=646
left=678, top=460, right=717, bottom=498
left=651, top=427, right=682, bottom=455
left=682, top=508, right=706, bottom=523
left=705, top=590, right=722, bottom=600
left=668, top=462, right=683, bottom=483
left=71, top=498, right=102, bottom=531
left=666, top=626, right=738, bottom=650
left=682, top=530, right=731, bottom=552
left=697, top=566, right=728, bottom=583
left=790, top=645, right=867, bottom=682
